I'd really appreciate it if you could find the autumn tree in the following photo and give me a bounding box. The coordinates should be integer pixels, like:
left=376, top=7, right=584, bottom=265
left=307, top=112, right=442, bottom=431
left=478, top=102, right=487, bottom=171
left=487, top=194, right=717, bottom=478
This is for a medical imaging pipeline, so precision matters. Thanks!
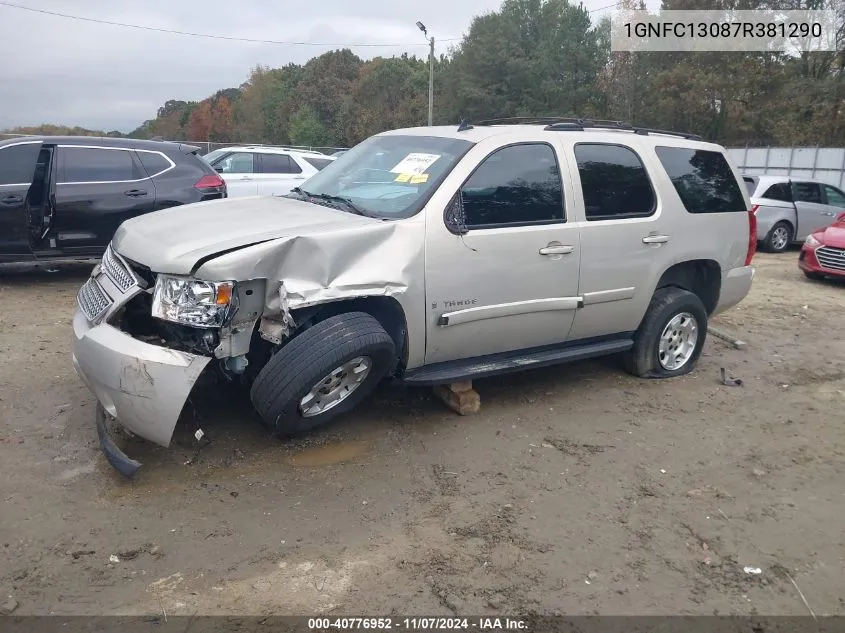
left=211, top=95, right=234, bottom=142
left=188, top=101, right=213, bottom=141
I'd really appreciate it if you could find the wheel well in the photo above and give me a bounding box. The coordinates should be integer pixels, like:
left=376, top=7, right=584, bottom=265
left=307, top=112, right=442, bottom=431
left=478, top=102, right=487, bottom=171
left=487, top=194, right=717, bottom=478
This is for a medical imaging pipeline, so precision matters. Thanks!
left=655, top=260, right=721, bottom=315
left=290, top=297, right=409, bottom=372
left=769, top=219, right=794, bottom=234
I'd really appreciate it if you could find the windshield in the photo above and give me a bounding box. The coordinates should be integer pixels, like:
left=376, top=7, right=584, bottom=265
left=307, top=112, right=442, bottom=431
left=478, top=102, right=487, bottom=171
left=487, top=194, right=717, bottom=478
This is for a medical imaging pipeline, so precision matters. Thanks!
left=290, top=134, right=474, bottom=219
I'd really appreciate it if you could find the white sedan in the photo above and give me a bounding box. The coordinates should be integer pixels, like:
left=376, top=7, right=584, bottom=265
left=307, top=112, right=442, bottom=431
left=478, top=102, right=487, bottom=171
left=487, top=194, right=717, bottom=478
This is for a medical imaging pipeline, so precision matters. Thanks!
left=202, top=146, right=336, bottom=198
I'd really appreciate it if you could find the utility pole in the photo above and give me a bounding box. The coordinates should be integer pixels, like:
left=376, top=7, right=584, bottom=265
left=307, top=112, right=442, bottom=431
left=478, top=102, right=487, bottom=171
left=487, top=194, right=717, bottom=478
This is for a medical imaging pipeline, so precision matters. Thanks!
left=417, top=21, right=434, bottom=126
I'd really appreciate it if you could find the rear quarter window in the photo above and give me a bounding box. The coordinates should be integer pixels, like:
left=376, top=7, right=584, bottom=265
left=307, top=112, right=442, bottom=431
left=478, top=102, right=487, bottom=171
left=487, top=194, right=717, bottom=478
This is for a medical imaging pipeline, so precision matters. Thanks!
left=655, top=147, right=747, bottom=213
left=136, top=151, right=172, bottom=177
left=761, top=182, right=792, bottom=202
left=303, top=156, right=333, bottom=170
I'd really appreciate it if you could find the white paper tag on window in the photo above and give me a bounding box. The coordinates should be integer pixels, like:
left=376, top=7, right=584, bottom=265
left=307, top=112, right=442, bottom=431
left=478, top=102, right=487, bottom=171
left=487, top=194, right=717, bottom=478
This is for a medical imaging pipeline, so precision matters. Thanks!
left=390, top=153, right=441, bottom=174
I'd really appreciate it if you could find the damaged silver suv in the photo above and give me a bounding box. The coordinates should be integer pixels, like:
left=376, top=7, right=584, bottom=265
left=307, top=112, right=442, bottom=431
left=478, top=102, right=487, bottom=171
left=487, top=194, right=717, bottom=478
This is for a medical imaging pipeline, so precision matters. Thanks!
left=72, top=119, right=756, bottom=476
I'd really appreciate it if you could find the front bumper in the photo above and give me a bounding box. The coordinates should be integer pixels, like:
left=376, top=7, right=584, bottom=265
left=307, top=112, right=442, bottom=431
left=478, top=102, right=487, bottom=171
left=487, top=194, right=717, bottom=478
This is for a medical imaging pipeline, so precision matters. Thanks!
left=799, top=245, right=845, bottom=278
left=72, top=309, right=212, bottom=452
left=713, top=265, right=755, bottom=314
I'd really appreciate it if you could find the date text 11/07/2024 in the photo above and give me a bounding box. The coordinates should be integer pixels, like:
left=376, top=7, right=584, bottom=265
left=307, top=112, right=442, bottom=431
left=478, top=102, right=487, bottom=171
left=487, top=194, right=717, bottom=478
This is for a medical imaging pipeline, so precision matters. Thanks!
left=308, top=617, right=527, bottom=631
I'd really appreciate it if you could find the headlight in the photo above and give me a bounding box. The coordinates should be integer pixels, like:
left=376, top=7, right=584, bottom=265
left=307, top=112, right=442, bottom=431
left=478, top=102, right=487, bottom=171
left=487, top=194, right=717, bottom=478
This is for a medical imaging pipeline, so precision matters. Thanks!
left=804, top=234, right=821, bottom=248
left=151, top=275, right=236, bottom=328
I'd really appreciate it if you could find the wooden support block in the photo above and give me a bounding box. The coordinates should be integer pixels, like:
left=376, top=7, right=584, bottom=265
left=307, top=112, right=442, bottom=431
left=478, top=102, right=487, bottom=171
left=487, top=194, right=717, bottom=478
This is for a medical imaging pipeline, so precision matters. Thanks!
left=433, top=382, right=481, bottom=415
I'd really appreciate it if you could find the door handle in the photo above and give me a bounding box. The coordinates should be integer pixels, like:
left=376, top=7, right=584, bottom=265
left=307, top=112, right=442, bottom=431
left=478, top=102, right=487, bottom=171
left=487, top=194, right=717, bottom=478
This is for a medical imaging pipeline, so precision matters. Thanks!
left=239, top=176, right=253, bottom=181
left=539, top=244, right=574, bottom=256
left=124, top=189, right=147, bottom=197
left=642, top=234, right=670, bottom=244
left=821, top=211, right=835, bottom=216
left=1, top=194, right=23, bottom=205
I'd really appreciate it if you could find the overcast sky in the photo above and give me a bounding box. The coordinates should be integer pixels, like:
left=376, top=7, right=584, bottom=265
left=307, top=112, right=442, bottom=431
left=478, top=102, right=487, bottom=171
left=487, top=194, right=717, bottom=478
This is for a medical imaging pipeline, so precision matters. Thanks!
left=0, top=0, right=631, bottom=133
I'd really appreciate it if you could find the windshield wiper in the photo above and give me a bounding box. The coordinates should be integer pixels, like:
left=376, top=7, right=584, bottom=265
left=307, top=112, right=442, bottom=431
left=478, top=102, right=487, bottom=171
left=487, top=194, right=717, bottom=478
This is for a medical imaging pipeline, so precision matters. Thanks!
left=298, top=190, right=367, bottom=216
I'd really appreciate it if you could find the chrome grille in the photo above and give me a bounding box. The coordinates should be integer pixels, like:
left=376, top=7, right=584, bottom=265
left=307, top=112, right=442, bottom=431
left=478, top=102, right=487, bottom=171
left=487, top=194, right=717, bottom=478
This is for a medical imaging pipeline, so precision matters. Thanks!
left=101, top=244, right=137, bottom=293
left=77, top=277, right=112, bottom=322
left=816, top=246, right=845, bottom=272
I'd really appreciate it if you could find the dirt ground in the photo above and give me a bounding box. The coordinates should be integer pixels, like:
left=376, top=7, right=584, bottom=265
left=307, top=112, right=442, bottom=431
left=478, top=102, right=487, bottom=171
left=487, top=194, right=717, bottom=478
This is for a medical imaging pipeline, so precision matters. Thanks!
left=1, top=252, right=844, bottom=617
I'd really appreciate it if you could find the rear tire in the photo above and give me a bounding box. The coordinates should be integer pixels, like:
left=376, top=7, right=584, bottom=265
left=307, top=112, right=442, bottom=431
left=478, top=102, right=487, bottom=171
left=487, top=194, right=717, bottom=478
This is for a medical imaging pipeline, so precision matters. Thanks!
left=250, top=312, right=395, bottom=437
left=762, top=221, right=793, bottom=253
left=624, top=287, right=708, bottom=379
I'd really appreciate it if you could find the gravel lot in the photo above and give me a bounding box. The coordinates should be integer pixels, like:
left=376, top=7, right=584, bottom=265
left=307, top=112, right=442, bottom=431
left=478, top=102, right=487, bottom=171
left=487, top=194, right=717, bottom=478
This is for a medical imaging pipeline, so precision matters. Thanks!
left=1, top=252, right=844, bottom=617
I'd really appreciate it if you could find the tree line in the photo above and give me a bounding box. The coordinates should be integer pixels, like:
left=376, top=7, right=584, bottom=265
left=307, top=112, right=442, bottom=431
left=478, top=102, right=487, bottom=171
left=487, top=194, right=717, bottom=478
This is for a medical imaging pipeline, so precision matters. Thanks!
left=5, top=0, right=844, bottom=148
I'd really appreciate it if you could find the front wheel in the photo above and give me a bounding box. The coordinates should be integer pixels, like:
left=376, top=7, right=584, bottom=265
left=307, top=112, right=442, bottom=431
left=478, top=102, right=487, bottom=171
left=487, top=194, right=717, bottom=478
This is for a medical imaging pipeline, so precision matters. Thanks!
left=624, top=287, right=708, bottom=379
left=250, top=312, right=396, bottom=437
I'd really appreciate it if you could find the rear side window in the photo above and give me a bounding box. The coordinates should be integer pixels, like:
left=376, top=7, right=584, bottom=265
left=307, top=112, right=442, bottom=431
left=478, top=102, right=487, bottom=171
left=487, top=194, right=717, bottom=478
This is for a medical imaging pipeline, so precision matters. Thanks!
left=0, top=142, right=41, bottom=185
left=461, top=143, right=564, bottom=228
left=59, top=147, right=143, bottom=183
left=136, top=151, right=172, bottom=177
left=304, top=156, right=333, bottom=170
left=762, top=182, right=792, bottom=202
left=655, top=147, right=746, bottom=213
left=260, top=154, right=302, bottom=174
left=793, top=182, right=822, bottom=204
left=574, top=144, right=656, bottom=221
left=214, top=152, right=256, bottom=174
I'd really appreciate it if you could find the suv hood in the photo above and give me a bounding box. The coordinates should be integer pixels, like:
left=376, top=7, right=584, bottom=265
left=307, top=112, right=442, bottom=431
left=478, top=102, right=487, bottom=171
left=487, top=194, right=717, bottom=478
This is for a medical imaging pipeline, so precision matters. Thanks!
left=112, top=196, right=373, bottom=274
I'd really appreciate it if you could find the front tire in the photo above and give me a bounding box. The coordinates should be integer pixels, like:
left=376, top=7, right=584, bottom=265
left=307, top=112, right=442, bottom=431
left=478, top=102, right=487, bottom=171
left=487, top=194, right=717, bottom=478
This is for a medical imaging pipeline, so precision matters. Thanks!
left=250, top=312, right=395, bottom=437
left=762, top=221, right=793, bottom=253
left=803, top=271, right=825, bottom=281
left=624, top=287, right=708, bottom=379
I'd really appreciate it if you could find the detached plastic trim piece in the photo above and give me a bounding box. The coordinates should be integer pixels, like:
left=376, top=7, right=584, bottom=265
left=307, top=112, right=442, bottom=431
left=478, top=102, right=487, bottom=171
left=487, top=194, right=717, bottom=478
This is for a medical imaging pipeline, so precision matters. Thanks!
left=95, top=403, right=142, bottom=478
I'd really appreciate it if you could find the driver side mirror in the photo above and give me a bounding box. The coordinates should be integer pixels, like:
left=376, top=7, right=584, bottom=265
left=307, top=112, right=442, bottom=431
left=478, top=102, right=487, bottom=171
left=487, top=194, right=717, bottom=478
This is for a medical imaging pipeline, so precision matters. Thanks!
left=444, top=192, right=469, bottom=236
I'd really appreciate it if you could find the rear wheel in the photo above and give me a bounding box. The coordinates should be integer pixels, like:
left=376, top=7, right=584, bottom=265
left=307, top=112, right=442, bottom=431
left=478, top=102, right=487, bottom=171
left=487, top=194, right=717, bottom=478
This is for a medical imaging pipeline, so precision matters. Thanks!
left=762, top=221, right=793, bottom=253
left=250, top=312, right=395, bottom=437
left=624, top=287, right=708, bottom=379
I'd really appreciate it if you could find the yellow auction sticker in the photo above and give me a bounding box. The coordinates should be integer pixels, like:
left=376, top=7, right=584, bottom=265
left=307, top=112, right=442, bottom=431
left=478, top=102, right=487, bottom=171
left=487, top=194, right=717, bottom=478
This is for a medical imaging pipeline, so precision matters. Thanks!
left=410, top=173, right=429, bottom=184
left=394, top=173, right=412, bottom=183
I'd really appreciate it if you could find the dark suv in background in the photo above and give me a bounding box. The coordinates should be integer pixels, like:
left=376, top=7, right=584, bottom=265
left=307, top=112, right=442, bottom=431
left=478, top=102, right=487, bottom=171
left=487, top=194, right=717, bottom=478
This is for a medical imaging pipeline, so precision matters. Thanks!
left=0, top=136, right=226, bottom=264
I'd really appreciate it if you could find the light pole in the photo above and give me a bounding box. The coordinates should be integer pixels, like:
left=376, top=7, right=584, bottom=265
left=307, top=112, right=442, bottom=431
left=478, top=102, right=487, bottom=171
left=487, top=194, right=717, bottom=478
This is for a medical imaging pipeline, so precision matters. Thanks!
left=416, top=21, right=434, bottom=126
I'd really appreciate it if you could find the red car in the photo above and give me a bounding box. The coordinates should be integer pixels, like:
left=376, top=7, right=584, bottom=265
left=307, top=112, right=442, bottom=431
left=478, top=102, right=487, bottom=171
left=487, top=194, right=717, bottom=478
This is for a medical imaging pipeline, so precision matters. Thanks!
left=799, top=211, right=845, bottom=280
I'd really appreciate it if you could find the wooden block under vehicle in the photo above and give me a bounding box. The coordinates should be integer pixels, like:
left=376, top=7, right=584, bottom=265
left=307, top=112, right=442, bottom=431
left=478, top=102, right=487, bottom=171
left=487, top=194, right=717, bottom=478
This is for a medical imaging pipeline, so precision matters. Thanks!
left=433, top=382, right=481, bottom=415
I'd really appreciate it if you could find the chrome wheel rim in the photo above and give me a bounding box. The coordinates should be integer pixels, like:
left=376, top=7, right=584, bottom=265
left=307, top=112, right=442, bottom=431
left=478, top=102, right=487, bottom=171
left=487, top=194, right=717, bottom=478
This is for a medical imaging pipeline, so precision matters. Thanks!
left=299, top=356, right=372, bottom=418
left=658, top=312, right=699, bottom=371
left=771, top=226, right=789, bottom=250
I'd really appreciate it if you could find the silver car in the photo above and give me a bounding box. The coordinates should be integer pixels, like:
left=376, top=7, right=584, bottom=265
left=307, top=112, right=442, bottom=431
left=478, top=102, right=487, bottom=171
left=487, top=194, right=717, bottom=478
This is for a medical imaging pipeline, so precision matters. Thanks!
left=72, top=121, right=756, bottom=476
left=747, top=175, right=845, bottom=252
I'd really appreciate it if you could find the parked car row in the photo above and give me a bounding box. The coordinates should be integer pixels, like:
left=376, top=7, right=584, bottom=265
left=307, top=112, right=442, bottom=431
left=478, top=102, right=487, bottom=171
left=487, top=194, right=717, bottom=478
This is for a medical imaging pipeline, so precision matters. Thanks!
left=743, top=174, right=845, bottom=281
left=0, top=137, right=337, bottom=265
left=0, top=136, right=226, bottom=264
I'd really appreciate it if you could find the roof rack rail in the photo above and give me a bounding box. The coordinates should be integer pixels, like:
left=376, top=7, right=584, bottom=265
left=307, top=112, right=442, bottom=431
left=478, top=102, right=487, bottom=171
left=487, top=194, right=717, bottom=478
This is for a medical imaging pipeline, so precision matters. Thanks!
left=473, top=116, right=702, bottom=141
left=475, top=116, right=588, bottom=126
left=542, top=119, right=701, bottom=140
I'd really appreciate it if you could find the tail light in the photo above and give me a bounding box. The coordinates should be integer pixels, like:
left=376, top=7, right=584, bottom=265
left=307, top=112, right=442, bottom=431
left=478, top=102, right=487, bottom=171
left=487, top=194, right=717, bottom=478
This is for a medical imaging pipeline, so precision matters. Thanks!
left=746, top=206, right=758, bottom=266
left=194, top=174, right=225, bottom=190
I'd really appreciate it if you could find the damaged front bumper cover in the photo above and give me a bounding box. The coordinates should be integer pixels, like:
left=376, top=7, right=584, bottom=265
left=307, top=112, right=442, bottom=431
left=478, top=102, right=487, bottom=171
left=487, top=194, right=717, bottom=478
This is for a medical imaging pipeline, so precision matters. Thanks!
left=72, top=310, right=212, bottom=477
